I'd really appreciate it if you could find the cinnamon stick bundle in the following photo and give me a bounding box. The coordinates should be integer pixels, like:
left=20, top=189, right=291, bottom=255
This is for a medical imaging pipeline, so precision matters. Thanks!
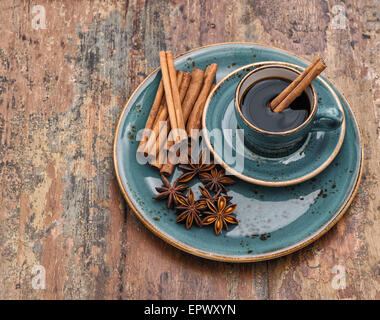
left=136, top=56, right=219, bottom=177
left=159, top=70, right=201, bottom=176
left=140, top=71, right=183, bottom=161
left=153, top=72, right=192, bottom=158
left=150, top=72, right=191, bottom=170
left=269, top=57, right=321, bottom=111
left=162, top=64, right=217, bottom=176
left=271, top=57, right=326, bottom=113
left=157, top=69, right=203, bottom=158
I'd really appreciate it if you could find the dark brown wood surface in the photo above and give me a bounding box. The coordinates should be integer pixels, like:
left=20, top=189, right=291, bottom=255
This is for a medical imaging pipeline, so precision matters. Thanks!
left=0, top=0, right=379, bottom=299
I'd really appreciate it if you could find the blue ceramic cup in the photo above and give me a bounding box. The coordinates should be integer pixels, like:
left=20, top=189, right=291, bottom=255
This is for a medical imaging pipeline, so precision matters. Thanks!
left=234, top=65, right=344, bottom=157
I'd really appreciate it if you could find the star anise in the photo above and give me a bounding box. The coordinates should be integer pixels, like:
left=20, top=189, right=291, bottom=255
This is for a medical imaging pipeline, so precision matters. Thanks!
left=177, top=151, right=215, bottom=183
left=202, top=196, right=238, bottom=235
left=199, top=167, right=235, bottom=193
left=197, top=186, right=232, bottom=207
left=175, top=188, right=206, bottom=229
left=153, top=175, right=188, bottom=208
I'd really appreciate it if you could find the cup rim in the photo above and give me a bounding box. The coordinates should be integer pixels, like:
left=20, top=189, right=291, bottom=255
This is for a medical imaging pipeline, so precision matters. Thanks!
left=235, top=64, right=318, bottom=135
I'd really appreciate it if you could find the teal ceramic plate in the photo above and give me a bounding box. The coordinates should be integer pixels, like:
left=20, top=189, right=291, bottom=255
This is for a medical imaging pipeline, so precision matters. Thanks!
left=114, top=43, right=363, bottom=262
left=202, top=61, right=346, bottom=187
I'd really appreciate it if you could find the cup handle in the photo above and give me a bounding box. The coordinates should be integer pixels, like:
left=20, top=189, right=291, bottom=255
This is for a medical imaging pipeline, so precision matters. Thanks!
left=310, top=106, right=343, bottom=131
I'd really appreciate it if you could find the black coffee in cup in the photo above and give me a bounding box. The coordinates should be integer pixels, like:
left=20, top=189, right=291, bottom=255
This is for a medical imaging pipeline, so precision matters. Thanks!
left=241, top=78, right=311, bottom=132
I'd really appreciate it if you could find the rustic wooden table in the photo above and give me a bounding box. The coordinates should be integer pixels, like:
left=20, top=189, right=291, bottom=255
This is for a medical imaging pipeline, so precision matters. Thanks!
left=0, top=0, right=379, bottom=300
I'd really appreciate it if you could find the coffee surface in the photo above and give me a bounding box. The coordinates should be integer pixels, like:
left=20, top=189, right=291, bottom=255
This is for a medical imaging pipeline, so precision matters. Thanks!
left=241, top=78, right=310, bottom=132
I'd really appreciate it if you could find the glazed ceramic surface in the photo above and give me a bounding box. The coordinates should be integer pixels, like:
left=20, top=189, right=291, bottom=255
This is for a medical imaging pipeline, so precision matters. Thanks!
left=203, top=61, right=346, bottom=186
left=114, top=43, right=362, bottom=262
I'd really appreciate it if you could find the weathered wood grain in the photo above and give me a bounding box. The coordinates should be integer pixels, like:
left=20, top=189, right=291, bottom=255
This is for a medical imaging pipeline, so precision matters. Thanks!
left=0, top=0, right=379, bottom=299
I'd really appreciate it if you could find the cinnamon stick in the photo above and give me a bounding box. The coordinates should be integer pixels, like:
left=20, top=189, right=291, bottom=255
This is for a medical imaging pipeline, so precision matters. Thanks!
left=136, top=80, right=164, bottom=154
left=179, top=72, right=192, bottom=108
left=194, top=83, right=216, bottom=130
left=273, top=58, right=326, bottom=113
left=269, top=57, right=322, bottom=111
left=149, top=114, right=168, bottom=171
left=186, top=63, right=218, bottom=135
left=166, top=51, right=187, bottom=142
left=182, top=69, right=205, bottom=121
left=159, top=51, right=179, bottom=141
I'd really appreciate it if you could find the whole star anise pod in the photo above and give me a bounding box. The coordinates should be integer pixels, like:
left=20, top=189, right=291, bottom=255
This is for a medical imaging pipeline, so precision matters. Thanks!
left=175, top=188, right=206, bottom=229
left=153, top=175, right=188, bottom=208
left=202, top=196, right=238, bottom=235
left=177, top=151, right=215, bottom=183
left=199, top=168, right=235, bottom=193
left=197, top=186, right=232, bottom=207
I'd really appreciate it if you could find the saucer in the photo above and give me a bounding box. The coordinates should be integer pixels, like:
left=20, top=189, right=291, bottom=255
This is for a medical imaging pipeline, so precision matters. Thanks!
left=202, top=61, right=346, bottom=187
left=114, top=43, right=362, bottom=262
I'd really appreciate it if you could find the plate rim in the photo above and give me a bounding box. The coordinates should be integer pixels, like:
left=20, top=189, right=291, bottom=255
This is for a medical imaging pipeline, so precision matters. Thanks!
left=113, top=42, right=363, bottom=262
left=202, top=61, right=346, bottom=186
